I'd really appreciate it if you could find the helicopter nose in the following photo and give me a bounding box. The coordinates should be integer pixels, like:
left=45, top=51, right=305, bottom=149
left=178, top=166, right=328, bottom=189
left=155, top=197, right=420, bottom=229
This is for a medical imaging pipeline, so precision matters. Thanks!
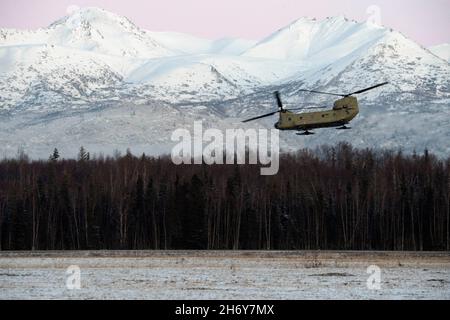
left=274, top=122, right=280, bottom=130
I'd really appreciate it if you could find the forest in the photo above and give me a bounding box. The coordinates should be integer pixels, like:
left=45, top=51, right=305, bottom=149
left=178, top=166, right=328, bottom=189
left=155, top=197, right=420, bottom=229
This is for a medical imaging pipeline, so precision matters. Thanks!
left=0, top=143, right=449, bottom=251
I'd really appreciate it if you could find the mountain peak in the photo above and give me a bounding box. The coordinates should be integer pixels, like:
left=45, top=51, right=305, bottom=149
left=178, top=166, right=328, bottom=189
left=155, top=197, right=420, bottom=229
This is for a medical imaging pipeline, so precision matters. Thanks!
left=282, top=15, right=352, bottom=32
left=242, top=16, right=387, bottom=60
left=43, top=6, right=174, bottom=58
left=50, top=6, right=138, bottom=32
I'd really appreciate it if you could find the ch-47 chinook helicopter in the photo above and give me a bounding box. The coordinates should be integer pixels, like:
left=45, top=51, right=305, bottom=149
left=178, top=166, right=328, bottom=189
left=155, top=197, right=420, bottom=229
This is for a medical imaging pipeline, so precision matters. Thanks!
left=242, top=82, right=389, bottom=135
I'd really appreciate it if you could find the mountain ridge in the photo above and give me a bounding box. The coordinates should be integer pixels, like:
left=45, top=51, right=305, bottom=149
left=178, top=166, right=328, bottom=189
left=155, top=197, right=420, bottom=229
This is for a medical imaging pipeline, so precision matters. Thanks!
left=429, top=43, right=450, bottom=63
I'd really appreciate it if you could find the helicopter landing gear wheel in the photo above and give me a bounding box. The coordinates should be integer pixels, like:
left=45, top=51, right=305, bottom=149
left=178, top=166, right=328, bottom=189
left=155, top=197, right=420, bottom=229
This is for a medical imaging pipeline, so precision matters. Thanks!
left=297, top=130, right=315, bottom=136
left=337, top=125, right=351, bottom=130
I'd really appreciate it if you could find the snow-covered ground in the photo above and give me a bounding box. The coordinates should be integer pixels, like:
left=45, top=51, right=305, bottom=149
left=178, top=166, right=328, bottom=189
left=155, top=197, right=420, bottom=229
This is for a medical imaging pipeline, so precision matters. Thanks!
left=0, top=251, right=449, bottom=300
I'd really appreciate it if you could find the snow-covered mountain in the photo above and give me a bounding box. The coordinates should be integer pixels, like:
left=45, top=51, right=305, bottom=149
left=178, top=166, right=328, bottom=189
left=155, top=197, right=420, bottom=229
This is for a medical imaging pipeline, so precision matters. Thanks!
left=0, top=7, right=174, bottom=58
left=243, top=16, right=386, bottom=61
left=147, top=32, right=257, bottom=55
left=0, top=7, right=449, bottom=158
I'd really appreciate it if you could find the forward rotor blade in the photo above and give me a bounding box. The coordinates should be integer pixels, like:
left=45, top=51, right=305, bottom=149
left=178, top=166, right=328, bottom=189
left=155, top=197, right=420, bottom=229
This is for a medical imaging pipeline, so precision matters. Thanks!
left=346, top=82, right=389, bottom=96
left=242, top=111, right=280, bottom=123
left=297, top=89, right=345, bottom=97
left=274, top=91, right=284, bottom=110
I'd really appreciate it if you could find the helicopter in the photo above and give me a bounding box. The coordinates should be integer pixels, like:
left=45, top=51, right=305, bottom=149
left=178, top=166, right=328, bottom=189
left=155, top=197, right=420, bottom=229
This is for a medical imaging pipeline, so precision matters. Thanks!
left=242, top=82, right=389, bottom=135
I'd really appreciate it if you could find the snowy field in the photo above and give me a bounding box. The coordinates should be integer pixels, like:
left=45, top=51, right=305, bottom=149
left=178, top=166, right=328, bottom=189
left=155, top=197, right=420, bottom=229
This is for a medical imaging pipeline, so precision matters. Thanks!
left=0, top=251, right=449, bottom=300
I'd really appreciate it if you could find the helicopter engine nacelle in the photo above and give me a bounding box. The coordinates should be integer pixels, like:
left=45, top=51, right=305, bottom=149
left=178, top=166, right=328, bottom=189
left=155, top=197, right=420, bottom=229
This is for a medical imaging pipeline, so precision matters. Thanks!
left=333, top=96, right=358, bottom=111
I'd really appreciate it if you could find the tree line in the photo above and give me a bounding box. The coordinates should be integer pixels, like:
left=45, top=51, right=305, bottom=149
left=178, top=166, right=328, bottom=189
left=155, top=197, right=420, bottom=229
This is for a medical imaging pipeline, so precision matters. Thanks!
left=0, top=143, right=449, bottom=251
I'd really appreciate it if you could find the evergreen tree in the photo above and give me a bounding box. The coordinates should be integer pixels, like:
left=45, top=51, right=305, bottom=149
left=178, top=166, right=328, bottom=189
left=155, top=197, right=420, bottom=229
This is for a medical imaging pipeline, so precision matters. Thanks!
left=49, top=148, right=60, bottom=162
left=78, top=146, right=90, bottom=161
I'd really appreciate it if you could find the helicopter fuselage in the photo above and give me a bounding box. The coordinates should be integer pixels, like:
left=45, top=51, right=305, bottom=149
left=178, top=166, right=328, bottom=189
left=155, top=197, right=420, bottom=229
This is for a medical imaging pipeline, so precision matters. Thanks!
left=275, top=96, right=359, bottom=131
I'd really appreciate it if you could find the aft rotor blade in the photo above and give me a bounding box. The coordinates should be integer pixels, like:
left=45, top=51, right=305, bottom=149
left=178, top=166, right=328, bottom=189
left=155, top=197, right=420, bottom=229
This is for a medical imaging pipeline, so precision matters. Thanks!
left=347, top=82, right=389, bottom=96
left=297, top=89, right=345, bottom=97
left=274, top=91, right=284, bottom=110
left=242, top=111, right=280, bottom=123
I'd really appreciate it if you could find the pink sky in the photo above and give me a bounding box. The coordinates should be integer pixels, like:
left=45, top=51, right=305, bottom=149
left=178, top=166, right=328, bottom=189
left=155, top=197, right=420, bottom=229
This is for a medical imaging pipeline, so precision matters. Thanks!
left=0, top=0, right=449, bottom=46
